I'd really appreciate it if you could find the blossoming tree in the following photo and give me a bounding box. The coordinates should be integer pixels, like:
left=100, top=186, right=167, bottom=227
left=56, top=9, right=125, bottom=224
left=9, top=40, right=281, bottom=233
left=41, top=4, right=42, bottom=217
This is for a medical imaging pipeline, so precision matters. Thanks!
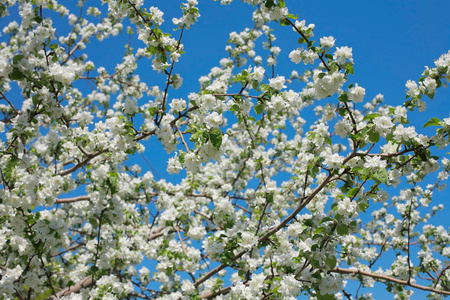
left=1, top=0, right=450, bottom=299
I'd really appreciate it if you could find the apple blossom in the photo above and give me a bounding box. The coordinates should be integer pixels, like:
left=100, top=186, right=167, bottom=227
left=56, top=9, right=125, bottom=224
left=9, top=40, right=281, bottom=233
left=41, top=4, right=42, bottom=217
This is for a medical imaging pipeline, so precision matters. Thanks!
left=0, top=1, right=449, bottom=300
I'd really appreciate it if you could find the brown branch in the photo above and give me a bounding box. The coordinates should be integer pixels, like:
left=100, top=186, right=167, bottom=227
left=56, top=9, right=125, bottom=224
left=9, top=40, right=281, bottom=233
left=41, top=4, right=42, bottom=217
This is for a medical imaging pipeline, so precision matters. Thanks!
left=59, top=129, right=156, bottom=176
left=128, top=291, right=155, bottom=299
left=51, top=243, right=85, bottom=258
left=58, top=149, right=108, bottom=176
left=174, top=125, right=189, bottom=152
left=332, top=267, right=450, bottom=296
left=45, top=276, right=94, bottom=300
left=213, top=93, right=265, bottom=100
left=148, top=227, right=165, bottom=241
left=56, top=195, right=90, bottom=204
left=61, top=37, right=87, bottom=65
left=0, top=91, right=19, bottom=115
left=14, top=287, right=25, bottom=300
left=283, top=17, right=330, bottom=72
left=433, top=265, right=450, bottom=289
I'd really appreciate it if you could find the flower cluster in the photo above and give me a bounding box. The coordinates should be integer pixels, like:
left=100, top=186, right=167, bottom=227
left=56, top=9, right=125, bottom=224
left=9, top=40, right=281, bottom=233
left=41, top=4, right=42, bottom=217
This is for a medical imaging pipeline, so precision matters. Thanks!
left=0, top=1, right=448, bottom=300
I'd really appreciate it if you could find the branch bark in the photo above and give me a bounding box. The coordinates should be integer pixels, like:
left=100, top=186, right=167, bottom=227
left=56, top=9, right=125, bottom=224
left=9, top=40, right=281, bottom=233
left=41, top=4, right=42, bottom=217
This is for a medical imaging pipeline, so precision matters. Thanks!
left=332, top=267, right=450, bottom=295
left=45, top=276, right=94, bottom=300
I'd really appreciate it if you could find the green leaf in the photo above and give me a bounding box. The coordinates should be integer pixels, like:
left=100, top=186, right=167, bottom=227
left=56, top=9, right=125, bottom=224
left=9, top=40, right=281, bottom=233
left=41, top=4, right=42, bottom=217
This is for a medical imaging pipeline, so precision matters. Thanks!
left=337, top=106, right=347, bottom=116
left=372, top=169, right=388, bottom=184
left=89, top=217, right=98, bottom=228
left=254, top=103, right=264, bottom=114
left=338, top=93, right=350, bottom=102
left=280, top=18, right=290, bottom=26
left=90, top=265, right=99, bottom=274
left=346, top=63, right=354, bottom=75
left=310, top=258, right=321, bottom=268
left=314, top=226, right=325, bottom=234
left=423, top=117, right=442, bottom=128
left=108, top=172, right=119, bottom=195
left=12, top=54, right=24, bottom=64
left=347, top=187, right=360, bottom=198
left=337, top=224, right=349, bottom=235
left=320, top=217, right=334, bottom=224
left=316, top=292, right=336, bottom=300
left=286, top=13, right=297, bottom=20
left=9, top=68, right=25, bottom=80
left=325, top=256, right=337, bottom=269
left=230, top=104, right=240, bottom=112
left=209, top=129, right=223, bottom=150
left=363, top=113, right=381, bottom=121
left=267, top=192, right=274, bottom=203
left=368, top=129, right=380, bottom=143
left=298, top=38, right=304, bottom=44
left=265, top=0, right=275, bottom=7
left=359, top=202, right=369, bottom=212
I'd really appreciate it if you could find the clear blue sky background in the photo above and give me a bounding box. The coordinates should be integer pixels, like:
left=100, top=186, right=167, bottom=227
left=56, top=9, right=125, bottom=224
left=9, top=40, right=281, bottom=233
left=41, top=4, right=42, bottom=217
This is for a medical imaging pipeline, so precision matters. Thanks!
left=120, top=2, right=450, bottom=298
left=136, top=1, right=450, bottom=180
left=2, top=1, right=450, bottom=298
left=138, top=2, right=450, bottom=299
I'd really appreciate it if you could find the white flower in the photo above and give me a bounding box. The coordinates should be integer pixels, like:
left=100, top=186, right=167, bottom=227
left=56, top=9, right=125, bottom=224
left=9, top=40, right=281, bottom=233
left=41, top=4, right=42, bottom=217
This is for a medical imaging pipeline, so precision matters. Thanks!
left=149, top=7, right=164, bottom=25
left=364, top=156, right=387, bottom=169
left=75, top=111, right=93, bottom=127
left=334, top=119, right=352, bottom=138
left=269, top=6, right=287, bottom=20
left=314, top=72, right=345, bottom=99
left=253, top=66, right=265, bottom=82
left=302, top=49, right=318, bottom=65
left=405, top=80, right=420, bottom=98
left=167, top=155, right=183, bottom=174
left=292, top=20, right=315, bottom=38
left=336, top=197, right=357, bottom=217
left=199, top=94, right=217, bottom=110
left=49, top=63, right=76, bottom=85
left=204, top=112, right=223, bottom=129
left=393, top=124, right=417, bottom=142
left=348, top=83, right=365, bottom=103
left=289, top=49, right=302, bottom=64
left=241, top=231, right=257, bottom=249
left=320, top=36, right=336, bottom=48
left=423, top=77, right=437, bottom=94
left=183, top=152, right=200, bottom=172
left=334, top=46, right=353, bottom=64
left=181, top=279, right=196, bottom=294
left=169, top=98, right=187, bottom=114
left=444, top=116, right=450, bottom=126
left=373, top=116, right=393, bottom=136
left=269, top=76, right=286, bottom=90
left=268, top=94, right=287, bottom=112
left=5, top=265, right=23, bottom=280
left=123, top=98, right=138, bottom=115
left=324, top=153, right=343, bottom=170
left=171, top=73, right=183, bottom=89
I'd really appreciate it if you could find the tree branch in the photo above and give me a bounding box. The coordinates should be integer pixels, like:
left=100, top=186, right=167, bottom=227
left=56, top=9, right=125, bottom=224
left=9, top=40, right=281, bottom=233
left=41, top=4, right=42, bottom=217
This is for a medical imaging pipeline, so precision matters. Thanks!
left=332, top=267, right=450, bottom=295
left=45, top=276, right=94, bottom=300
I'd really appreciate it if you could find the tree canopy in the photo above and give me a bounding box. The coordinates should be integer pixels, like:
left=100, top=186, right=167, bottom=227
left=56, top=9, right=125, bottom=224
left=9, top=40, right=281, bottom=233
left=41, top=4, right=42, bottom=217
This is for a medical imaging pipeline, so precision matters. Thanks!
left=0, top=1, right=450, bottom=299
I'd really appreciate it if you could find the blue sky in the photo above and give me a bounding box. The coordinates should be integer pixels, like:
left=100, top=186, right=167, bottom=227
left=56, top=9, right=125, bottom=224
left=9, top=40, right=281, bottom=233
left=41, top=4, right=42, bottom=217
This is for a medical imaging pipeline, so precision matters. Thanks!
left=2, top=1, right=450, bottom=298
left=140, top=2, right=450, bottom=298
left=138, top=1, right=450, bottom=179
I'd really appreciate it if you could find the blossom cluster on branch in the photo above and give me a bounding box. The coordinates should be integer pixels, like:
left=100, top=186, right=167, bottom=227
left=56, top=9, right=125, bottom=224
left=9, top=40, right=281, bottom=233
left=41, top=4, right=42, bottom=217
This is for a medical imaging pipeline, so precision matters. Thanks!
left=0, top=0, right=450, bottom=300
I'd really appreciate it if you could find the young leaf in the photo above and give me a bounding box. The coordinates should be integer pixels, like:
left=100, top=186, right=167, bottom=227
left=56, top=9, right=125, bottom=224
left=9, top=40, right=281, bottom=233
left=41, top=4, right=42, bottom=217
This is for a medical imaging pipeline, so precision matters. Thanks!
left=423, top=117, right=442, bottom=128
left=209, top=130, right=223, bottom=150
left=254, top=103, right=264, bottom=114
left=372, top=169, right=388, bottom=184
